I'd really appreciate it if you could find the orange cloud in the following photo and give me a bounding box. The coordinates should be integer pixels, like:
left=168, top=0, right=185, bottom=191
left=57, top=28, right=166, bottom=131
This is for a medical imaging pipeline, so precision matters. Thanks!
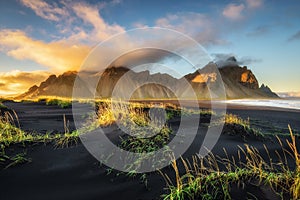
left=0, top=70, right=51, bottom=96
left=0, top=29, right=91, bottom=73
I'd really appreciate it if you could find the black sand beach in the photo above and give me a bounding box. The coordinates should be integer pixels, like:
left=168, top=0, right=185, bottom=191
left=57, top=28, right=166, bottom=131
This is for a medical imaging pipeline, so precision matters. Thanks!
left=0, top=101, right=299, bottom=200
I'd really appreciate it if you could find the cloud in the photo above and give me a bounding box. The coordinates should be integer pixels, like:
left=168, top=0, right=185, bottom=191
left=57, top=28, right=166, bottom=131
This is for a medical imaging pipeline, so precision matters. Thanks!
left=110, top=0, right=123, bottom=6
left=71, top=2, right=125, bottom=42
left=0, top=29, right=91, bottom=73
left=212, top=53, right=262, bottom=67
left=222, top=0, right=263, bottom=21
left=238, top=57, right=262, bottom=65
left=212, top=53, right=234, bottom=61
left=110, top=48, right=173, bottom=68
left=288, top=30, right=300, bottom=42
left=0, top=70, right=51, bottom=96
left=132, top=22, right=149, bottom=28
left=222, top=3, right=245, bottom=20
left=246, top=0, right=263, bottom=9
left=20, top=0, right=125, bottom=44
left=0, top=2, right=126, bottom=75
left=277, top=91, right=300, bottom=98
left=247, top=25, right=269, bottom=37
left=0, top=8, right=228, bottom=78
left=20, top=0, right=68, bottom=21
left=155, top=12, right=227, bottom=46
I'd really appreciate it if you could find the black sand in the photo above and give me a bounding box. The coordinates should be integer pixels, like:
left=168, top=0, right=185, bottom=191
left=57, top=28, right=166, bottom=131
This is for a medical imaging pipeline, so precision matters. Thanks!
left=0, top=101, right=299, bottom=200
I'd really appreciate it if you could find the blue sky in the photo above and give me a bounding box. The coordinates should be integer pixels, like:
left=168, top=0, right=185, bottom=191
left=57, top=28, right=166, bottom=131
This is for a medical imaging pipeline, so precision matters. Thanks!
left=0, top=0, right=300, bottom=95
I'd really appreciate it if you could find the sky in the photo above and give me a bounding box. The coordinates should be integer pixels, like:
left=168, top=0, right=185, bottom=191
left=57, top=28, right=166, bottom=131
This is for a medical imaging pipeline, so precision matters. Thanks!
left=0, top=0, right=300, bottom=96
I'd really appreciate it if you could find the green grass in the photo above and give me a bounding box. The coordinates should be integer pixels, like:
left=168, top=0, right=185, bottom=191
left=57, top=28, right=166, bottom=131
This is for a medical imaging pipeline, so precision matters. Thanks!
left=93, top=101, right=175, bottom=153
left=1, top=153, right=31, bottom=169
left=92, top=101, right=176, bottom=183
left=83, top=100, right=269, bottom=183
left=0, top=103, right=84, bottom=169
left=162, top=125, right=300, bottom=200
left=0, top=110, right=58, bottom=146
left=55, top=130, right=80, bottom=148
left=45, top=98, right=72, bottom=108
left=225, top=113, right=250, bottom=128
left=222, top=114, right=264, bottom=140
left=0, top=102, right=7, bottom=109
left=16, top=97, right=73, bottom=108
left=3, top=98, right=296, bottom=200
left=0, top=111, right=27, bottom=146
left=0, top=110, right=83, bottom=170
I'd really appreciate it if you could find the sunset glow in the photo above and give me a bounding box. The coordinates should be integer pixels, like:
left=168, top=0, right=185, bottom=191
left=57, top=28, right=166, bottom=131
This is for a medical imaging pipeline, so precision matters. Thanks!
left=0, top=0, right=300, bottom=96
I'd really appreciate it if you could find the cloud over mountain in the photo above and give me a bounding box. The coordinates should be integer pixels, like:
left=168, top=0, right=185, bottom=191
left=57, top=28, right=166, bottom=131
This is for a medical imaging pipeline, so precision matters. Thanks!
left=0, top=70, right=51, bottom=96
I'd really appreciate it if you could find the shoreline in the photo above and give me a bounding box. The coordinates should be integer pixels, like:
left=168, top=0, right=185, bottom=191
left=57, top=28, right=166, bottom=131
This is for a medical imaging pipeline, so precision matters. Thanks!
left=131, top=99, right=300, bottom=113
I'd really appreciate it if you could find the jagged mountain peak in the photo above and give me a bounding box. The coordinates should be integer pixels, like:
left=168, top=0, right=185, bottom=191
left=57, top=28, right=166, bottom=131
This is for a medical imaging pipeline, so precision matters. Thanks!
left=227, top=56, right=237, bottom=62
left=16, top=64, right=279, bottom=100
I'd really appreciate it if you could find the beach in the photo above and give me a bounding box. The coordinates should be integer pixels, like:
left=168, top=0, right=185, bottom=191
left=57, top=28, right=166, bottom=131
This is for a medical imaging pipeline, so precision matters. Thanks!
left=0, top=101, right=299, bottom=200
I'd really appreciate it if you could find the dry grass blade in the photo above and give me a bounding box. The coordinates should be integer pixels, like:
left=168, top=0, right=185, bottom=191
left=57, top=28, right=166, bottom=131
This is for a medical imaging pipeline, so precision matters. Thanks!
left=287, top=124, right=300, bottom=199
left=162, top=124, right=300, bottom=200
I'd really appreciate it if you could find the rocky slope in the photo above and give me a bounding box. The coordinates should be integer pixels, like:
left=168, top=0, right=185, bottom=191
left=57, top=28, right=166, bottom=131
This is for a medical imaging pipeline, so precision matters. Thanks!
left=16, top=59, right=278, bottom=100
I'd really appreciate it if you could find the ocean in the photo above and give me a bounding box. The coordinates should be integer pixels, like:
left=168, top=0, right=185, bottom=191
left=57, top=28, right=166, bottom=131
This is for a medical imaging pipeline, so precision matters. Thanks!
left=224, top=98, right=300, bottom=110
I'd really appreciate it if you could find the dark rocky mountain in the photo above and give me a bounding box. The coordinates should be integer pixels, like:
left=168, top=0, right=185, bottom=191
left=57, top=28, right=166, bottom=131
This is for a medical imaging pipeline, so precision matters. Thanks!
left=16, top=60, right=279, bottom=100
left=259, top=84, right=278, bottom=98
left=17, top=71, right=77, bottom=99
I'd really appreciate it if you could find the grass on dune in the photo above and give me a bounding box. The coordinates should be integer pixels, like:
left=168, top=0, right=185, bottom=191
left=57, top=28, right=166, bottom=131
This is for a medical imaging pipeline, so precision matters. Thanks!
left=0, top=102, right=7, bottom=109
left=19, top=96, right=95, bottom=107
left=162, top=125, right=300, bottom=200
left=0, top=110, right=80, bottom=169
left=0, top=97, right=290, bottom=189
left=92, top=101, right=177, bottom=182
left=225, top=113, right=250, bottom=128
left=0, top=100, right=264, bottom=169
left=92, top=101, right=243, bottom=186
left=45, top=98, right=72, bottom=108
left=1, top=99, right=299, bottom=199
left=94, top=101, right=213, bottom=156
left=16, top=96, right=73, bottom=108
left=95, top=100, right=213, bottom=128
left=223, top=113, right=264, bottom=140
left=0, top=111, right=76, bottom=147
left=0, top=111, right=27, bottom=146
left=0, top=112, right=33, bottom=169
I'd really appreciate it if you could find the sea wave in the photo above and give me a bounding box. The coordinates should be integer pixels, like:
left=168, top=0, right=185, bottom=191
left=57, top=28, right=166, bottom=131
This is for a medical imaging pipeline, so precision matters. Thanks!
left=224, top=99, right=300, bottom=110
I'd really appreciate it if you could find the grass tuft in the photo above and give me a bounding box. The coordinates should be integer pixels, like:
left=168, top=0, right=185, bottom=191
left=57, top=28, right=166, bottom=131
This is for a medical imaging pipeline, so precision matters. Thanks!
left=3, top=153, right=31, bottom=169
left=0, top=111, right=27, bottom=146
left=45, top=98, right=72, bottom=108
left=162, top=125, right=300, bottom=200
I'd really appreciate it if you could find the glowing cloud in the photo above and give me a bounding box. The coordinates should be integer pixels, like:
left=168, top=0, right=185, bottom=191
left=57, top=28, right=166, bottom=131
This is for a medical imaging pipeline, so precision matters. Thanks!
left=0, top=70, right=51, bottom=96
left=0, top=30, right=91, bottom=73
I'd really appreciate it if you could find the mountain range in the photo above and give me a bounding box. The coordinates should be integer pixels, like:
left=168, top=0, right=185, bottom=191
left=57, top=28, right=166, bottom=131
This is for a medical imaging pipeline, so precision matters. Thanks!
left=16, top=57, right=278, bottom=100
